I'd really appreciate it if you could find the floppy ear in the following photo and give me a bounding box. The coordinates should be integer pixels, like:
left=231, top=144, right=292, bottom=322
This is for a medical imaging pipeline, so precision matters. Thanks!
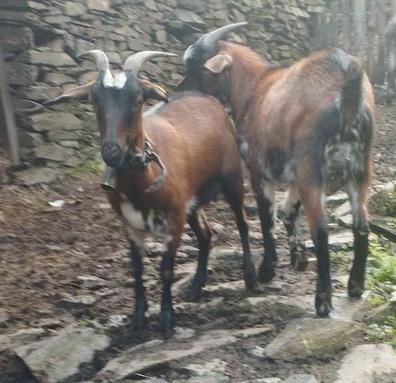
left=140, top=79, right=169, bottom=102
left=204, top=53, right=233, bottom=74
left=43, top=81, right=94, bottom=106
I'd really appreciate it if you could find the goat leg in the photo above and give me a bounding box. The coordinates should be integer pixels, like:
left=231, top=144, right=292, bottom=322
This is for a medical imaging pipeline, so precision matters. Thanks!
left=129, top=240, right=148, bottom=329
left=159, top=219, right=183, bottom=333
left=186, top=210, right=212, bottom=301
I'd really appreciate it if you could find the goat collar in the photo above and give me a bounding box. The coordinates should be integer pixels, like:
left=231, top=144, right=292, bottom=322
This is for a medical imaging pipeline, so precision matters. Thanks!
left=101, top=138, right=167, bottom=193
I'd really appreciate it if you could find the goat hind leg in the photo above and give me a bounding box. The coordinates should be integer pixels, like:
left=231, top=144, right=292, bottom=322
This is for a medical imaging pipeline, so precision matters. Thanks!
left=280, top=186, right=307, bottom=271
left=159, top=217, right=183, bottom=333
left=300, top=184, right=332, bottom=317
left=223, top=181, right=257, bottom=290
left=186, top=210, right=212, bottom=301
left=347, top=181, right=370, bottom=298
left=251, top=179, right=277, bottom=282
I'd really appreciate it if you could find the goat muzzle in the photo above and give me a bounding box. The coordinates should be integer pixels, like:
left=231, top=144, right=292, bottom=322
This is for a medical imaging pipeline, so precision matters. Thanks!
left=101, top=142, right=124, bottom=168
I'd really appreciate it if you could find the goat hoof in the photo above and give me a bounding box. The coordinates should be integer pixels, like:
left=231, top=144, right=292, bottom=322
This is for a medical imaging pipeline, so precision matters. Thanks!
left=133, top=307, right=147, bottom=329
left=159, top=310, right=174, bottom=334
left=348, top=279, right=364, bottom=298
left=185, top=281, right=203, bottom=301
left=244, top=265, right=258, bottom=290
left=258, top=263, right=275, bottom=282
left=291, top=252, right=308, bottom=271
left=315, top=294, right=332, bottom=317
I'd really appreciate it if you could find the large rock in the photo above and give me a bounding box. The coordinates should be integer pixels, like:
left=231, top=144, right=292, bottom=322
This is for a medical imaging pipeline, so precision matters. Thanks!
left=335, top=344, right=396, bottom=383
left=263, top=318, right=359, bottom=360
left=87, top=0, right=110, bottom=11
left=28, top=50, right=76, bottom=67
left=44, top=72, right=75, bottom=86
left=0, top=25, right=33, bottom=54
left=96, top=327, right=272, bottom=382
left=64, top=1, right=87, bottom=16
left=187, top=373, right=230, bottom=383
left=34, top=143, right=71, bottom=162
left=30, top=112, right=82, bottom=132
left=6, top=62, right=39, bottom=86
left=284, top=375, right=318, bottom=383
left=14, top=167, right=60, bottom=186
left=15, top=326, right=110, bottom=383
left=21, top=85, right=60, bottom=102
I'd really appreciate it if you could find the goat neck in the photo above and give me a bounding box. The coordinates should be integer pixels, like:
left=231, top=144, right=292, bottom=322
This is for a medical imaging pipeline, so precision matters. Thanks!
left=219, top=42, right=268, bottom=125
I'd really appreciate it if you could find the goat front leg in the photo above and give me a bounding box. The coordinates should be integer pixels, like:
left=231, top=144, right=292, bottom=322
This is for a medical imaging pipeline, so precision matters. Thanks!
left=279, top=186, right=308, bottom=271
left=347, top=180, right=370, bottom=298
left=299, top=182, right=332, bottom=317
left=127, top=232, right=147, bottom=329
left=251, top=177, right=277, bottom=282
left=159, top=217, right=183, bottom=333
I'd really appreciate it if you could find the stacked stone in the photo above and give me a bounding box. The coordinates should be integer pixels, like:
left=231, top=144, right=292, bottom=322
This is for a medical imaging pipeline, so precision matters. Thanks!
left=0, top=0, right=323, bottom=183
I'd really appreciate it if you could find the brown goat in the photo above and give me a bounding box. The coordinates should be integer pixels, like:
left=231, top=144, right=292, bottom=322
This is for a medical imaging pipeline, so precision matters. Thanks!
left=50, top=50, right=256, bottom=332
left=182, top=23, right=375, bottom=317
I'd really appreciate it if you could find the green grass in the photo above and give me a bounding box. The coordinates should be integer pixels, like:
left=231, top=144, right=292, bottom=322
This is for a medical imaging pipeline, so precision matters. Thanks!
left=367, top=235, right=396, bottom=289
left=370, top=185, right=396, bottom=217
left=364, top=234, right=396, bottom=347
left=366, top=314, right=396, bottom=347
left=68, top=159, right=101, bottom=178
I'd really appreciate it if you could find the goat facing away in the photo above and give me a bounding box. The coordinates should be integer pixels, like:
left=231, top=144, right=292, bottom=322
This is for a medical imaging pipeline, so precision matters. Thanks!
left=385, top=15, right=396, bottom=104
left=50, top=50, right=257, bottom=332
left=181, top=23, right=375, bottom=317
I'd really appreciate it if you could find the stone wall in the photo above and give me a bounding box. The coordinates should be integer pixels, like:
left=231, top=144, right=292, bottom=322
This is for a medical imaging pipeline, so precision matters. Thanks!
left=0, top=0, right=323, bottom=184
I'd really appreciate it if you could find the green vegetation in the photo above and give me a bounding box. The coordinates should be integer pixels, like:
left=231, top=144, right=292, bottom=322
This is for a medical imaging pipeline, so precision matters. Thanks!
left=68, top=158, right=101, bottom=178
left=370, top=185, right=396, bottom=217
left=367, top=235, right=396, bottom=290
left=365, top=234, right=396, bottom=347
left=366, top=314, right=396, bottom=347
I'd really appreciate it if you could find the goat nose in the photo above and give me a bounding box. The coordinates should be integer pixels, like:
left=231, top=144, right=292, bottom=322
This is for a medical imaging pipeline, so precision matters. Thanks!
left=101, top=143, right=123, bottom=167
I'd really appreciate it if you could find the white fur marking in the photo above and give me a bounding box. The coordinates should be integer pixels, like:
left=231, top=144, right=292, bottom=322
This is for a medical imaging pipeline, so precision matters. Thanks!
left=114, top=72, right=127, bottom=89
left=120, top=201, right=145, bottom=231
left=239, top=141, right=249, bottom=157
left=185, top=197, right=197, bottom=214
left=102, top=69, right=115, bottom=88
left=102, top=71, right=127, bottom=89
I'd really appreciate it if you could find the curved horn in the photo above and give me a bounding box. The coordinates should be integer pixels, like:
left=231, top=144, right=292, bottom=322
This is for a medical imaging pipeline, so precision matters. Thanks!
left=200, top=22, right=248, bottom=50
left=77, top=50, right=109, bottom=73
left=123, top=51, right=177, bottom=74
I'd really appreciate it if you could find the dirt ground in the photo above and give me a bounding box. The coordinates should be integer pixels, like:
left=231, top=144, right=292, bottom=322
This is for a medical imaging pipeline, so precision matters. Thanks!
left=0, top=102, right=395, bottom=382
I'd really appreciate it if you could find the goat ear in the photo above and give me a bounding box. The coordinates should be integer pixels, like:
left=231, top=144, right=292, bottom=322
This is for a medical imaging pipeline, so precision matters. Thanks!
left=43, top=81, right=94, bottom=106
left=141, top=80, right=169, bottom=102
left=204, top=53, right=233, bottom=74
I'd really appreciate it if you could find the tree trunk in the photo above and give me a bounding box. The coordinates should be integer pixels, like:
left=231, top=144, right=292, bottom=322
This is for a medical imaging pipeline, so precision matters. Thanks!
left=353, top=0, right=367, bottom=58
left=0, top=45, right=20, bottom=166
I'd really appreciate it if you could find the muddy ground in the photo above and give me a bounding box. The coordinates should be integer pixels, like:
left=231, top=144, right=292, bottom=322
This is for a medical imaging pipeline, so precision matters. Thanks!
left=0, top=102, right=395, bottom=382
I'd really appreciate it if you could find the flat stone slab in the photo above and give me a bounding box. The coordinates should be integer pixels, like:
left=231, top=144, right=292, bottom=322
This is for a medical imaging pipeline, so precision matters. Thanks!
left=15, top=326, right=110, bottom=383
left=263, top=318, right=359, bottom=360
left=306, top=230, right=353, bottom=250
left=284, top=374, right=318, bottom=383
left=96, top=326, right=273, bottom=382
left=335, top=344, right=396, bottom=383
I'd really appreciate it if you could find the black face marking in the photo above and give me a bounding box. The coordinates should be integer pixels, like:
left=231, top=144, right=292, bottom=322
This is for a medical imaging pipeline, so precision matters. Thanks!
left=90, top=73, right=144, bottom=155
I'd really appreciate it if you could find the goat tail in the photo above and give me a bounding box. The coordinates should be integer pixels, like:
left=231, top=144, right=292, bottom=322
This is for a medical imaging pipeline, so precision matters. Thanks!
left=340, top=58, right=363, bottom=128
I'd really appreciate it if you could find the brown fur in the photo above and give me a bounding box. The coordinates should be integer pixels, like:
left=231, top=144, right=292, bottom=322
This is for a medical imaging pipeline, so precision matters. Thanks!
left=111, top=94, right=240, bottom=214
left=186, top=39, right=375, bottom=317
